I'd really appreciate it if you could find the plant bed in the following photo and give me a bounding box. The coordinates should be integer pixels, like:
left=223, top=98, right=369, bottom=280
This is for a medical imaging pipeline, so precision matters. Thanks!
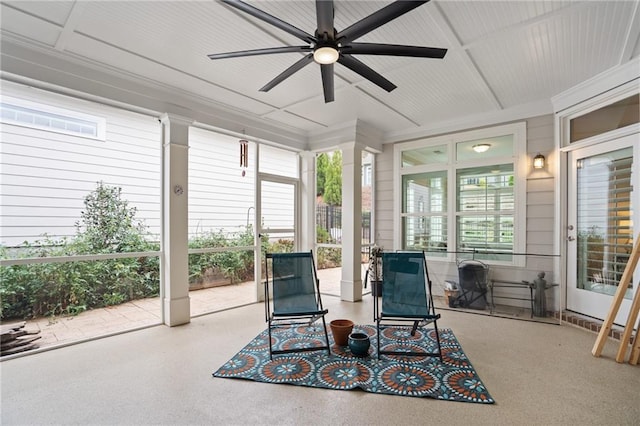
left=189, top=268, right=231, bottom=290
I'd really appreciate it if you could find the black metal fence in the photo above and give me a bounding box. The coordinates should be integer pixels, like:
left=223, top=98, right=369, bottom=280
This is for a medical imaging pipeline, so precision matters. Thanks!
left=316, top=205, right=371, bottom=244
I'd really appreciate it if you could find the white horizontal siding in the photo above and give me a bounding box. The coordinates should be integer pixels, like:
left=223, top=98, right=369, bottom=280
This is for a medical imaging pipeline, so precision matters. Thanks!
left=1, top=163, right=159, bottom=189
left=188, top=128, right=255, bottom=238
left=0, top=84, right=162, bottom=246
left=374, top=145, right=395, bottom=250
left=1, top=150, right=158, bottom=177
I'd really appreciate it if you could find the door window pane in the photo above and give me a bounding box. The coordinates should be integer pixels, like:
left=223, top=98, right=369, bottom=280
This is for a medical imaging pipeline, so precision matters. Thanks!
left=576, top=147, right=633, bottom=297
left=261, top=181, right=295, bottom=231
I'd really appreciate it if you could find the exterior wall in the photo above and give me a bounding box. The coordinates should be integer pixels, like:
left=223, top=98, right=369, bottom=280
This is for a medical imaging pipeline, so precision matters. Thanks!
left=375, top=115, right=558, bottom=310
left=0, top=82, right=298, bottom=248
left=0, top=83, right=161, bottom=247
left=373, top=145, right=394, bottom=251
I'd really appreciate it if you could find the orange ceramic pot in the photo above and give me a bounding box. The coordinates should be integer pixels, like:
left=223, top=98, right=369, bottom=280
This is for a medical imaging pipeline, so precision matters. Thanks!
left=329, top=319, right=354, bottom=346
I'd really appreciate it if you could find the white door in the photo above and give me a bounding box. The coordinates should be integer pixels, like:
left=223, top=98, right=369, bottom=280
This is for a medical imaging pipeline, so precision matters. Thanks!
left=258, top=176, right=298, bottom=253
left=566, top=134, right=638, bottom=324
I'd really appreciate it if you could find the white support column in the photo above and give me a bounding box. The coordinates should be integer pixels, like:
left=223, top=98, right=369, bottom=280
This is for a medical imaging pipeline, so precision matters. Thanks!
left=159, top=113, right=192, bottom=326
left=300, top=151, right=316, bottom=253
left=340, top=142, right=363, bottom=302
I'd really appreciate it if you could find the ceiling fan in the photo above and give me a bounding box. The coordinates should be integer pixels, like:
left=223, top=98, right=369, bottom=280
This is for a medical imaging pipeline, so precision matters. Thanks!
left=208, top=0, right=447, bottom=103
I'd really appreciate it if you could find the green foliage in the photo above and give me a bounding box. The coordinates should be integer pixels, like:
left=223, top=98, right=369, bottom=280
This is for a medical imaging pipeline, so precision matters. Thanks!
left=0, top=182, right=160, bottom=320
left=316, top=153, right=329, bottom=195
left=316, top=151, right=342, bottom=205
left=75, top=182, right=148, bottom=253
left=0, top=252, right=161, bottom=319
left=317, top=247, right=341, bottom=268
left=324, top=151, right=342, bottom=206
left=0, top=180, right=341, bottom=321
left=316, top=225, right=331, bottom=244
left=188, top=226, right=257, bottom=284
left=267, top=238, right=294, bottom=254
left=315, top=226, right=341, bottom=268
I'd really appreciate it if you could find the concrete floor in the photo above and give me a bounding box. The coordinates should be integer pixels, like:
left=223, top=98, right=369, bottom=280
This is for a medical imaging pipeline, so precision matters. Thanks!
left=2, top=292, right=639, bottom=425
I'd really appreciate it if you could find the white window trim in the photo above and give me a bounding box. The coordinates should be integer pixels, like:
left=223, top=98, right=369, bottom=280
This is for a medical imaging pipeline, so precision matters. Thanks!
left=393, top=122, right=527, bottom=266
left=0, top=95, right=106, bottom=141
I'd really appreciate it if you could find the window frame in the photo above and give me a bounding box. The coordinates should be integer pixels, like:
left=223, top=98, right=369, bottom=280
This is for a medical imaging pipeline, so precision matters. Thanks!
left=0, top=95, right=106, bottom=141
left=393, top=122, right=527, bottom=266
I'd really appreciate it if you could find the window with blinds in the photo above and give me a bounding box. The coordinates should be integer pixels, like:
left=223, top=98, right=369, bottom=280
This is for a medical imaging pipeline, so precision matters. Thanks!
left=396, top=122, right=525, bottom=265
left=402, top=171, right=448, bottom=256
left=456, top=165, right=515, bottom=261
left=576, top=147, right=633, bottom=295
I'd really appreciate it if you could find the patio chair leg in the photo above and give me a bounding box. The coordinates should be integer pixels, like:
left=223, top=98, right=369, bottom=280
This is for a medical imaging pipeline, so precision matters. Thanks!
left=433, top=321, right=442, bottom=359
left=321, top=316, right=331, bottom=356
left=410, top=320, right=419, bottom=336
left=268, top=320, right=273, bottom=360
left=376, top=320, right=381, bottom=360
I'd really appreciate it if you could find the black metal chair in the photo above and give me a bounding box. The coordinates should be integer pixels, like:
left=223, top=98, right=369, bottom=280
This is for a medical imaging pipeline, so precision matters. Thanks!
left=452, top=259, right=489, bottom=310
left=264, top=251, right=331, bottom=359
left=374, top=251, right=442, bottom=360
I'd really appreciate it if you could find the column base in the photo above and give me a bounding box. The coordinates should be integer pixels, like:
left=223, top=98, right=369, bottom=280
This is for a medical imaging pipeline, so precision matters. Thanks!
left=340, top=280, right=363, bottom=302
left=163, top=295, right=191, bottom=326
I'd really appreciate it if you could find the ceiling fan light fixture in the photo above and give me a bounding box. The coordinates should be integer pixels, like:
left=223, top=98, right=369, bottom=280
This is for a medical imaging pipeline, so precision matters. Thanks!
left=210, top=0, right=447, bottom=103
left=472, top=143, right=491, bottom=153
left=313, top=46, right=339, bottom=64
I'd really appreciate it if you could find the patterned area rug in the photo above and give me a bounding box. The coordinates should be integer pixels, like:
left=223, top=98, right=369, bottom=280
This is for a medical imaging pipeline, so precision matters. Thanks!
left=213, top=325, right=494, bottom=404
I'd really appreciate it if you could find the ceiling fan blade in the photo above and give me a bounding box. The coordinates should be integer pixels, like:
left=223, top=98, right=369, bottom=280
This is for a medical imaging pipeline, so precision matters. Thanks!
left=208, top=46, right=312, bottom=60
left=338, top=55, right=396, bottom=92
left=344, top=43, right=447, bottom=59
left=316, top=0, right=335, bottom=40
left=222, top=0, right=315, bottom=44
left=259, top=54, right=314, bottom=92
left=337, top=1, right=429, bottom=44
left=320, top=63, right=335, bottom=103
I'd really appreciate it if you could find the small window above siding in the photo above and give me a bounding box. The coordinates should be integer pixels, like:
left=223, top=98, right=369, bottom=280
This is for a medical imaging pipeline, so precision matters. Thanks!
left=0, top=96, right=106, bottom=141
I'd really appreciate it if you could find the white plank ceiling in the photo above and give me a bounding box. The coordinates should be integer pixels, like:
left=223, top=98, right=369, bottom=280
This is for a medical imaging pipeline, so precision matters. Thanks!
left=1, top=0, right=638, bottom=147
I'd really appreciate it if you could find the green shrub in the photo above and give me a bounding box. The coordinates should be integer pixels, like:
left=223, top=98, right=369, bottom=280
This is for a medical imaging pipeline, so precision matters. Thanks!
left=0, top=180, right=345, bottom=320
left=0, top=182, right=160, bottom=320
left=315, top=225, right=341, bottom=268
left=188, top=226, right=257, bottom=285
left=75, top=182, right=149, bottom=254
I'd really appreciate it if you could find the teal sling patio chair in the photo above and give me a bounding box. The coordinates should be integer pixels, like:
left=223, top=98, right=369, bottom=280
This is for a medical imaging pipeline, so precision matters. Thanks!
left=265, top=251, right=331, bottom=360
left=374, top=251, right=442, bottom=360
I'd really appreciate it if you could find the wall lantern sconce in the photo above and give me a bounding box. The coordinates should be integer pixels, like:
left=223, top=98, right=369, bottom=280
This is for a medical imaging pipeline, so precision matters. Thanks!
left=533, top=153, right=545, bottom=169
left=472, top=143, right=491, bottom=153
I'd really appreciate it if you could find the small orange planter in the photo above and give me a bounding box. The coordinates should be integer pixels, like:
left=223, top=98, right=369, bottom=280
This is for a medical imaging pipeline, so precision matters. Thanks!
left=329, top=319, right=354, bottom=346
